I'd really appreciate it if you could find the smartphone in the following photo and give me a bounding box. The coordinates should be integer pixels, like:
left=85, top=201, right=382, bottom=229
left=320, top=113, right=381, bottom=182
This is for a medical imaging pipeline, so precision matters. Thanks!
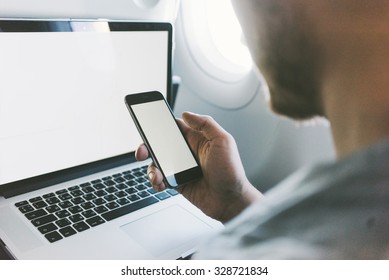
left=124, top=91, right=202, bottom=188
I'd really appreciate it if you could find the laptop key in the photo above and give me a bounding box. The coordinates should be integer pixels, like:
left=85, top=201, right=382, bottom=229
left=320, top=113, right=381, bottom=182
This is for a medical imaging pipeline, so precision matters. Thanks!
left=58, top=201, right=73, bottom=209
left=105, top=202, right=119, bottom=210
left=155, top=192, right=171, bottom=201
left=136, top=177, right=147, bottom=183
left=81, top=210, right=97, bottom=219
left=69, top=214, right=84, bottom=223
left=115, top=191, right=127, bottom=198
left=138, top=191, right=150, bottom=198
left=45, top=231, right=63, bottom=243
left=124, top=174, right=135, bottom=180
left=106, top=186, right=118, bottom=194
left=32, top=214, right=57, bottom=227
left=83, top=193, right=97, bottom=201
left=58, top=193, right=72, bottom=201
left=114, top=177, right=125, bottom=183
left=70, top=190, right=84, bottom=197
left=104, top=194, right=117, bottom=202
left=128, top=194, right=140, bottom=202
left=15, top=200, right=29, bottom=207
left=117, top=198, right=130, bottom=206
left=94, top=190, right=107, bottom=197
left=135, top=184, right=147, bottom=191
left=93, top=183, right=105, bottom=190
left=55, top=210, right=71, bottom=219
left=92, top=198, right=106, bottom=206
left=125, top=188, right=137, bottom=195
left=71, top=197, right=85, bottom=205
left=38, top=223, right=58, bottom=234
left=46, top=197, right=60, bottom=205
left=18, top=204, right=35, bottom=214
left=133, top=171, right=144, bottom=178
left=59, top=226, right=77, bottom=237
left=147, top=188, right=156, bottom=195
left=104, top=180, right=116, bottom=187
left=86, top=216, right=105, bottom=227
left=94, top=206, right=109, bottom=214
left=166, top=189, right=179, bottom=196
left=73, top=221, right=90, bottom=232
left=46, top=205, right=61, bottom=213
left=126, top=180, right=137, bottom=187
left=116, top=183, right=127, bottom=190
left=80, top=202, right=94, bottom=210
left=68, top=205, right=83, bottom=214
left=42, top=193, right=55, bottom=199
left=82, top=186, right=95, bottom=193
left=25, top=209, right=47, bottom=220
left=55, top=218, right=71, bottom=228
left=102, top=196, right=158, bottom=221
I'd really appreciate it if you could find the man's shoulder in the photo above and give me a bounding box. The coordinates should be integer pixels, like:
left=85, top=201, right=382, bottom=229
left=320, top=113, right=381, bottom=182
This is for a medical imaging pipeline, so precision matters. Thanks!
left=195, top=139, right=389, bottom=259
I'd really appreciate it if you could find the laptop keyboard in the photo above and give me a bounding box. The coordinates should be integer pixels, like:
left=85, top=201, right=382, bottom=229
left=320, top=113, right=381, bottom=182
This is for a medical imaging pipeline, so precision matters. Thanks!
left=14, top=165, right=178, bottom=243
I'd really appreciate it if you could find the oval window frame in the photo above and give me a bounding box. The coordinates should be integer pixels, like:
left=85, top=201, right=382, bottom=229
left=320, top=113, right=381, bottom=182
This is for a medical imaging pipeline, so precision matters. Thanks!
left=177, top=0, right=266, bottom=109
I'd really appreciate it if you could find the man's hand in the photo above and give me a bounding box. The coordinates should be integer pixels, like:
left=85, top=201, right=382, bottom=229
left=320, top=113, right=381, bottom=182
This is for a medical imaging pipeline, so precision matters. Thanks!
left=135, top=112, right=262, bottom=223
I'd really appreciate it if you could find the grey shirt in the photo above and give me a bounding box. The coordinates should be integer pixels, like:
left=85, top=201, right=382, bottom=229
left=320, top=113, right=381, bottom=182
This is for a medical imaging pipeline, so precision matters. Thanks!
left=195, top=140, right=389, bottom=259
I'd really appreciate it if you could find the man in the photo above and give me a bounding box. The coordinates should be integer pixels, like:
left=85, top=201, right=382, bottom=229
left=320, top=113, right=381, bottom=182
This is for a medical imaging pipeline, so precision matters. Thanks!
left=136, top=0, right=389, bottom=259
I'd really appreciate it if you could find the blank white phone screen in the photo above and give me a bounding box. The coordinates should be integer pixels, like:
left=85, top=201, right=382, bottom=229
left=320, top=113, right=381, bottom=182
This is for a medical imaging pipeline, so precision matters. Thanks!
left=131, top=100, right=198, bottom=178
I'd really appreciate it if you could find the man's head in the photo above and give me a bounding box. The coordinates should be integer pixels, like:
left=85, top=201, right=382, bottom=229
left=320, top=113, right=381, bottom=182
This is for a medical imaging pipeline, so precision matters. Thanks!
left=231, top=0, right=389, bottom=121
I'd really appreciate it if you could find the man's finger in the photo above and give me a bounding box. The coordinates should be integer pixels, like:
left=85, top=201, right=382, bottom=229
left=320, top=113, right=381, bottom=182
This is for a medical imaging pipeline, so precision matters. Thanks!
left=147, top=163, right=166, bottom=191
left=182, top=112, right=227, bottom=141
left=135, top=143, right=149, bottom=161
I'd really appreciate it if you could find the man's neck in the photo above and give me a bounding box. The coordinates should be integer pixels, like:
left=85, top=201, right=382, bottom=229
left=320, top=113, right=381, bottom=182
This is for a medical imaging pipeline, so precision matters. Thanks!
left=327, top=105, right=389, bottom=158
left=322, top=49, right=389, bottom=158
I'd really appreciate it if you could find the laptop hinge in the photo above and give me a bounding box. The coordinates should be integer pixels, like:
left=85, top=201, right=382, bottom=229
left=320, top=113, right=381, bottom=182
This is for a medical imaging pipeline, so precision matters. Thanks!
left=0, top=153, right=135, bottom=198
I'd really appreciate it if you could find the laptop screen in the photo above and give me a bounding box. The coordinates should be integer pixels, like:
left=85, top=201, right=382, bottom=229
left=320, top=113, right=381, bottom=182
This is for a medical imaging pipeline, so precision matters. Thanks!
left=0, top=20, right=172, bottom=189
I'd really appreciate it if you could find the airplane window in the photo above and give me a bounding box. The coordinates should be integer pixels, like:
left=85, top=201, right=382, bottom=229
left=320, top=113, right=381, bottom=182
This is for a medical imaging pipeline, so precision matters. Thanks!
left=205, top=0, right=252, bottom=70
left=179, top=0, right=253, bottom=82
left=177, top=0, right=264, bottom=109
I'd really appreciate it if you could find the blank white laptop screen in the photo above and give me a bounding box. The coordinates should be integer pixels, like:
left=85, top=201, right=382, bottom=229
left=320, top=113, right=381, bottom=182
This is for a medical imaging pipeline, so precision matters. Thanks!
left=0, top=21, right=171, bottom=187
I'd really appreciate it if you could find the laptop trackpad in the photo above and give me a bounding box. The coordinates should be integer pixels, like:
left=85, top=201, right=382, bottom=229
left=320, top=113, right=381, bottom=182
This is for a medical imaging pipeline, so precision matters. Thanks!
left=120, top=205, right=212, bottom=257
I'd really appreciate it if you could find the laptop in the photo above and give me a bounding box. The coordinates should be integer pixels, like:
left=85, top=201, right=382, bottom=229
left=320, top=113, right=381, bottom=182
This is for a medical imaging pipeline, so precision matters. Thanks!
left=0, top=19, right=222, bottom=260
